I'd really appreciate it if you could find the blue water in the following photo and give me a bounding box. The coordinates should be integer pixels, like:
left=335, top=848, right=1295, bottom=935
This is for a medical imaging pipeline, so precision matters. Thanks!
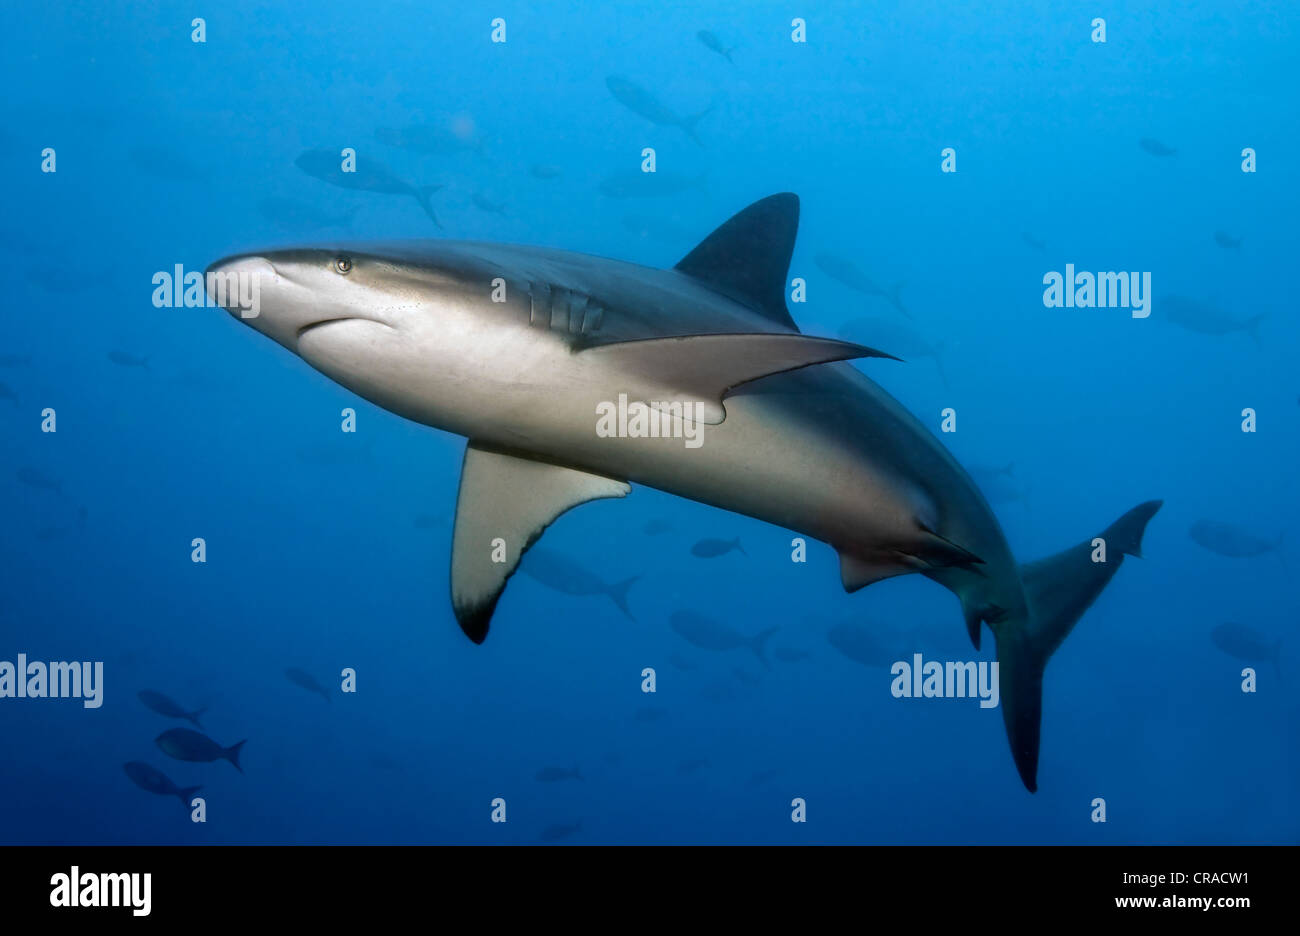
left=2, top=1, right=1296, bottom=844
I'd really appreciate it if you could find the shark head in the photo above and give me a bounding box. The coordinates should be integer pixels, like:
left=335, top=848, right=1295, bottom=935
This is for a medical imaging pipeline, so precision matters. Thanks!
left=205, top=244, right=510, bottom=428
left=207, top=247, right=419, bottom=351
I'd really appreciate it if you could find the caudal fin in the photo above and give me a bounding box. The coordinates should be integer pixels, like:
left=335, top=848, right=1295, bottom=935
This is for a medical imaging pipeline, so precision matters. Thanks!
left=682, top=107, right=713, bottom=146
left=413, top=185, right=444, bottom=229
left=733, top=537, right=747, bottom=557
left=751, top=626, right=778, bottom=668
left=888, top=282, right=911, bottom=319
left=224, top=740, right=247, bottom=774
left=177, top=785, right=202, bottom=807
left=931, top=354, right=951, bottom=389
left=996, top=633, right=1044, bottom=791
left=187, top=708, right=205, bottom=730
left=999, top=499, right=1163, bottom=791
left=606, top=576, right=640, bottom=621
left=1245, top=313, right=1266, bottom=349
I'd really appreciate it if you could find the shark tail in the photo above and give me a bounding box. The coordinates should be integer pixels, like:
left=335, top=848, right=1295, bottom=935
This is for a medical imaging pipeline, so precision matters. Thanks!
left=224, top=740, right=247, bottom=774
left=733, top=537, right=747, bottom=556
left=932, top=354, right=951, bottom=390
left=999, top=499, right=1163, bottom=791
left=1245, top=313, right=1266, bottom=349
left=607, top=575, right=640, bottom=621
left=187, top=708, right=205, bottom=730
left=888, top=282, right=911, bottom=319
left=751, top=626, right=778, bottom=668
left=414, top=185, right=444, bottom=229
left=682, top=107, right=714, bottom=146
left=177, top=785, right=202, bottom=807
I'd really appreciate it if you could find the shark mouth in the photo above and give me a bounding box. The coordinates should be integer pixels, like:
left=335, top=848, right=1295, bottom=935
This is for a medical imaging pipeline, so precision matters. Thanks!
left=296, top=317, right=392, bottom=339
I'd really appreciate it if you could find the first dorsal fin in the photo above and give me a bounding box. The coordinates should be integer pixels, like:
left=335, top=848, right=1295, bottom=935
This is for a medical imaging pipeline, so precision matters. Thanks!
left=674, top=193, right=801, bottom=332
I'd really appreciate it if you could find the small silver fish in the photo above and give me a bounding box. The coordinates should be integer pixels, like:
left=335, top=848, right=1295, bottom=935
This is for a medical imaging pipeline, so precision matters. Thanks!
left=138, top=690, right=205, bottom=728
left=1189, top=520, right=1280, bottom=558
left=539, top=820, right=582, bottom=842
left=285, top=667, right=331, bottom=702
left=1139, top=137, right=1176, bottom=156
left=642, top=517, right=673, bottom=535
left=155, top=728, right=245, bottom=772
left=1211, top=623, right=1282, bottom=676
left=826, top=619, right=895, bottom=668
left=605, top=75, right=711, bottom=145
left=123, top=762, right=201, bottom=806
left=691, top=537, right=745, bottom=558
left=670, top=610, right=775, bottom=666
left=521, top=547, right=638, bottom=619
left=17, top=467, right=61, bottom=494
left=814, top=252, right=909, bottom=317
left=697, top=30, right=734, bottom=63
left=471, top=192, right=508, bottom=215
left=107, top=350, right=149, bottom=368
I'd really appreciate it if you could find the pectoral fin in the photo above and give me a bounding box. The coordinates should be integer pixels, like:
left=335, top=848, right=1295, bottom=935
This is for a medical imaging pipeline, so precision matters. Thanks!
left=451, top=444, right=630, bottom=643
left=582, top=333, right=898, bottom=424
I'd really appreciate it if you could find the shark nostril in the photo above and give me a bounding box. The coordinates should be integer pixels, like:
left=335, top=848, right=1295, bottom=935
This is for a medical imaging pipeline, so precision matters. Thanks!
left=205, top=255, right=278, bottom=316
left=205, top=255, right=277, bottom=284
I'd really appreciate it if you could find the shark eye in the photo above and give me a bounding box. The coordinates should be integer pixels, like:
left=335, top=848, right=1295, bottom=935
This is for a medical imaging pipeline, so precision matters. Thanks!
left=334, top=257, right=352, bottom=275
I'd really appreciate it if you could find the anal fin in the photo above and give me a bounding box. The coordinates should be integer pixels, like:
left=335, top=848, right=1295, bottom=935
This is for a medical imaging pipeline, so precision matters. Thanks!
left=838, top=552, right=907, bottom=593
left=451, top=444, right=630, bottom=643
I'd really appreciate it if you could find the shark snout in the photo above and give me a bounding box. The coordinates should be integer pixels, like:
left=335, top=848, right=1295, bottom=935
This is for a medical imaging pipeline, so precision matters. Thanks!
left=205, top=254, right=276, bottom=321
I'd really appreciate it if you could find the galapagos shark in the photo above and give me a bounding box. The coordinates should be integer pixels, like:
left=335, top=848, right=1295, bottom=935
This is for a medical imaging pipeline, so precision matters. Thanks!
left=206, top=193, right=1161, bottom=791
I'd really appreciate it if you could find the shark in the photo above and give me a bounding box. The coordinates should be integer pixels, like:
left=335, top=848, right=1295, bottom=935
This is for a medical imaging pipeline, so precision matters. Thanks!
left=206, top=193, right=1161, bottom=791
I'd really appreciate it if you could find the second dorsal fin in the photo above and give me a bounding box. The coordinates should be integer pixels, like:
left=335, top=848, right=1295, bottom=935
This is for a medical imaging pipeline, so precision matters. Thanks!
left=674, top=193, right=801, bottom=332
